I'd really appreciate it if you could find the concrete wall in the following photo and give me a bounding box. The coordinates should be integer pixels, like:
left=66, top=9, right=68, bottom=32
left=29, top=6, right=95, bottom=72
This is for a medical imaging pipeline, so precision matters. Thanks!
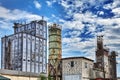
left=0, top=74, right=38, bottom=80
left=0, top=69, right=40, bottom=80
left=81, top=58, right=93, bottom=80
left=62, top=57, right=94, bottom=80
left=62, top=58, right=82, bottom=80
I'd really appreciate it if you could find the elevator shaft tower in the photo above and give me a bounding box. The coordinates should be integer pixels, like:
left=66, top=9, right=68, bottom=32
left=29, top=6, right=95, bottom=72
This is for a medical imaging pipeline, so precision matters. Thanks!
left=48, top=24, right=62, bottom=80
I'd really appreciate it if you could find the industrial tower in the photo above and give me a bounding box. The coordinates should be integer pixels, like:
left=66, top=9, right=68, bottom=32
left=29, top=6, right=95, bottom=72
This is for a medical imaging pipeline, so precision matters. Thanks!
left=109, top=51, right=117, bottom=80
left=48, top=24, right=62, bottom=80
left=1, top=20, right=47, bottom=73
left=95, top=36, right=109, bottom=78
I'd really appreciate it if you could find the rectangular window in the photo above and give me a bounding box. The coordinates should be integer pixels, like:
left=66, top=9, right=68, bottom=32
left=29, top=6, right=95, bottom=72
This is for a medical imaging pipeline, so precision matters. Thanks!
left=85, top=62, right=87, bottom=68
left=71, top=61, right=74, bottom=67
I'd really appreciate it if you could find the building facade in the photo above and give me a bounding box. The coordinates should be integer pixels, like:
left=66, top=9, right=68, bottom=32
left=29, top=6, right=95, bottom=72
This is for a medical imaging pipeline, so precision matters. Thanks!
left=1, top=20, right=47, bottom=73
left=62, top=57, right=94, bottom=80
left=0, top=69, right=40, bottom=80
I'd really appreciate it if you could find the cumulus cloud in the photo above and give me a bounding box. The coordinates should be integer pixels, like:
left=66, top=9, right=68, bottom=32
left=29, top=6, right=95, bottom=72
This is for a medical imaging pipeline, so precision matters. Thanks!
left=112, top=7, right=120, bottom=17
left=62, top=36, right=96, bottom=59
left=46, top=1, right=52, bottom=7
left=46, top=0, right=57, bottom=7
left=0, top=21, right=13, bottom=30
left=0, top=6, right=46, bottom=30
left=59, top=0, right=120, bottom=62
left=33, top=0, right=41, bottom=9
left=0, top=6, right=42, bottom=21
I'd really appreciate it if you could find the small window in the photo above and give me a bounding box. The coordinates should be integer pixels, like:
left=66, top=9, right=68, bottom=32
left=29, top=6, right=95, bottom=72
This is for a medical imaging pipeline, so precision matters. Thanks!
left=71, top=61, right=74, bottom=67
left=85, top=62, right=87, bottom=68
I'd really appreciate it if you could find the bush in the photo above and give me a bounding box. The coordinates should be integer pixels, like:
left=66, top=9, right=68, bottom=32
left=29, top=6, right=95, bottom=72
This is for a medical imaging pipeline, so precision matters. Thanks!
left=38, top=75, right=53, bottom=80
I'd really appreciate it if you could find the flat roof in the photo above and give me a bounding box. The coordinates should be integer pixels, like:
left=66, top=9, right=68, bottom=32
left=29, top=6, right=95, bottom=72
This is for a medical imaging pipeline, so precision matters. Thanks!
left=62, top=57, right=94, bottom=62
left=0, top=69, right=42, bottom=77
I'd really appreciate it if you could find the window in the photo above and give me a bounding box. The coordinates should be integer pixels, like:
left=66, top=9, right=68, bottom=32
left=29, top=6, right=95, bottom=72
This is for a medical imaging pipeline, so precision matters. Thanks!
left=71, top=61, right=74, bottom=67
left=85, top=62, right=87, bottom=68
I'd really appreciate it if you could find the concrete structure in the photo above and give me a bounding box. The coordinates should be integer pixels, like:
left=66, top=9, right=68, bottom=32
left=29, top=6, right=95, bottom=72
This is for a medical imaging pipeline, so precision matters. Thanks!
left=62, top=57, right=94, bottom=80
left=90, top=68, right=104, bottom=79
left=94, top=35, right=117, bottom=80
left=62, top=35, right=118, bottom=80
left=48, top=24, right=62, bottom=80
left=1, top=20, right=47, bottom=73
left=95, top=36, right=110, bottom=78
left=0, top=69, right=39, bottom=80
left=109, top=51, right=117, bottom=80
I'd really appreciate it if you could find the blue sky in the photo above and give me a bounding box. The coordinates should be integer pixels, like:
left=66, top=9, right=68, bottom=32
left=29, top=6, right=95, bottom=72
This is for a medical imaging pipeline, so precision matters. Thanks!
left=0, top=0, right=120, bottom=77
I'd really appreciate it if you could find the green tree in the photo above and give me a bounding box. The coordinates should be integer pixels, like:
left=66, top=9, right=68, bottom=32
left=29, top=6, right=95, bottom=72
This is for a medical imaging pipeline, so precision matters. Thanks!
left=48, top=76, right=53, bottom=80
left=38, top=75, right=53, bottom=80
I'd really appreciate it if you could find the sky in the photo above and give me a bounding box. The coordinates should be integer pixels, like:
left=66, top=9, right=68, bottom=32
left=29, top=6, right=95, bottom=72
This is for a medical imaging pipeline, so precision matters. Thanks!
left=0, top=0, right=120, bottom=77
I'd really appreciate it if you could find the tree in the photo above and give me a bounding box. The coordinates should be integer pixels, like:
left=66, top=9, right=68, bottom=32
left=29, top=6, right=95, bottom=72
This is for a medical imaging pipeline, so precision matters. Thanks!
left=38, top=74, right=53, bottom=80
left=39, top=75, right=47, bottom=80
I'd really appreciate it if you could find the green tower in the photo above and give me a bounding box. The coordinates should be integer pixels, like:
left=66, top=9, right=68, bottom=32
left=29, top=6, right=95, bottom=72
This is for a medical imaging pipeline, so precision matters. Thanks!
left=48, top=24, right=62, bottom=80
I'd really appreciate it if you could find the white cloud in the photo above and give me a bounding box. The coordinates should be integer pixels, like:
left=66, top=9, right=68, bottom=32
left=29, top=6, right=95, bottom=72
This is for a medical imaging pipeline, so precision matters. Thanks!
left=46, top=1, right=52, bottom=7
left=97, top=11, right=104, bottom=15
left=60, top=0, right=70, bottom=9
left=112, top=7, right=120, bottom=17
left=60, top=0, right=120, bottom=66
left=62, top=37, right=81, bottom=44
left=62, top=20, right=85, bottom=30
left=0, top=6, right=42, bottom=21
left=0, top=21, right=13, bottom=30
left=111, top=0, right=120, bottom=9
left=33, top=0, right=41, bottom=9
left=103, top=0, right=120, bottom=10
left=46, top=0, right=57, bottom=7
left=0, top=6, right=49, bottom=30
left=59, top=19, right=65, bottom=23
left=62, top=36, right=96, bottom=60
left=51, top=14, right=56, bottom=17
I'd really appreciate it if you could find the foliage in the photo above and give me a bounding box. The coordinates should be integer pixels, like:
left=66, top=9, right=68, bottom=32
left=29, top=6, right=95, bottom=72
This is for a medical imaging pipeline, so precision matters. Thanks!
left=48, top=76, right=53, bottom=80
left=38, top=75, right=53, bottom=80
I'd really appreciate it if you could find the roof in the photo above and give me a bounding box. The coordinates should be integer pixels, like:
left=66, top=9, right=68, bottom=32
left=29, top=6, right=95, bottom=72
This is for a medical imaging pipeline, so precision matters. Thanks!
left=0, top=75, right=10, bottom=80
left=0, top=69, right=40, bottom=77
left=62, top=57, right=94, bottom=62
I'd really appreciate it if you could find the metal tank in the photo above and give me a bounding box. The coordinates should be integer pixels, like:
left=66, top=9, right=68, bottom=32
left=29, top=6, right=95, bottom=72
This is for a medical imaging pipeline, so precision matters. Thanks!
left=48, top=24, right=62, bottom=80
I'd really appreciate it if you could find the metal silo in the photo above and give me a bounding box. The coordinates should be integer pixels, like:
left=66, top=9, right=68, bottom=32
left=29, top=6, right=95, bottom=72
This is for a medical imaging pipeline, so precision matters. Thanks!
left=48, top=24, right=62, bottom=80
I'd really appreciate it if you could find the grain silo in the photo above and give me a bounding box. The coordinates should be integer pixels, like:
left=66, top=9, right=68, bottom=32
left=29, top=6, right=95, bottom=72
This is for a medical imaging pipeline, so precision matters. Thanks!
left=48, top=24, right=62, bottom=80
